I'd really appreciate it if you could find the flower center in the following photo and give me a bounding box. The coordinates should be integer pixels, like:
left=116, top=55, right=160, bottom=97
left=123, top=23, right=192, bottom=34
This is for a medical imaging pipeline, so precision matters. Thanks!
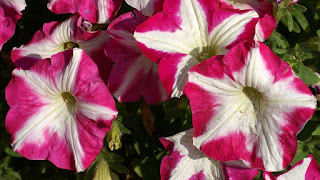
left=61, top=92, right=76, bottom=112
left=63, top=42, right=79, bottom=50
left=198, top=50, right=216, bottom=62
left=242, top=87, right=263, bottom=114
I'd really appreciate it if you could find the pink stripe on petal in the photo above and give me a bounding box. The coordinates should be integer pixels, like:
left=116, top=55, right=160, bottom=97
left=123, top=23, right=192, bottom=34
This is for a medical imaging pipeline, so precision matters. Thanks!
left=222, top=164, right=259, bottom=180
left=200, top=132, right=265, bottom=169
left=160, top=151, right=184, bottom=180
left=188, top=171, right=206, bottom=180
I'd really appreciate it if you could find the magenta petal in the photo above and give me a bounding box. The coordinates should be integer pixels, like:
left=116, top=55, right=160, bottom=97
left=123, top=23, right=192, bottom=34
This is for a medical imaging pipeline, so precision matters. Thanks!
left=0, top=0, right=26, bottom=50
left=263, top=155, right=320, bottom=180
left=106, top=10, right=168, bottom=104
left=185, top=42, right=316, bottom=171
left=47, top=0, right=122, bottom=23
left=125, top=0, right=164, bottom=16
left=11, top=15, right=112, bottom=82
left=160, top=129, right=258, bottom=180
left=6, top=49, right=117, bottom=172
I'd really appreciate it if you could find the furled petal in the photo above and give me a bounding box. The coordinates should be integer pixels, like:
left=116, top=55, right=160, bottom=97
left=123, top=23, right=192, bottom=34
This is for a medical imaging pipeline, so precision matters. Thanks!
left=184, top=42, right=317, bottom=171
left=134, top=0, right=260, bottom=97
left=125, top=0, right=164, bottom=16
left=263, top=155, right=320, bottom=180
left=11, top=15, right=112, bottom=81
left=160, top=129, right=258, bottom=180
left=106, top=10, right=168, bottom=104
left=217, top=0, right=276, bottom=41
left=47, top=0, right=122, bottom=23
left=0, top=0, right=26, bottom=50
left=5, top=49, right=117, bottom=172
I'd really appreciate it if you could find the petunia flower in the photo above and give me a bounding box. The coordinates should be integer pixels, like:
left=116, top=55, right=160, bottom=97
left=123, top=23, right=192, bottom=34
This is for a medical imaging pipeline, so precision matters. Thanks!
left=160, top=129, right=259, bottom=180
left=263, top=155, right=320, bottom=180
left=0, top=0, right=26, bottom=50
left=11, top=15, right=112, bottom=82
left=47, top=0, right=122, bottom=24
left=184, top=42, right=316, bottom=171
left=216, top=0, right=276, bottom=42
left=125, top=0, right=164, bottom=16
left=134, top=0, right=266, bottom=98
left=5, top=49, right=117, bottom=172
left=106, top=10, right=168, bottom=104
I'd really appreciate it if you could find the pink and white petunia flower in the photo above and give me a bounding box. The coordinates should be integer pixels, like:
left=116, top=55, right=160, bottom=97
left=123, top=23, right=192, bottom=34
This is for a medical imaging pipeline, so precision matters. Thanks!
left=5, top=49, right=117, bottom=172
left=47, top=0, right=122, bottom=24
left=160, top=129, right=259, bottom=180
left=0, top=0, right=26, bottom=50
left=11, top=15, right=112, bottom=82
left=184, top=42, right=316, bottom=171
left=217, top=0, right=276, bottom=42
left=125, top=0, right=164, bottom=16
left=106, top=10, right=168, bottom=104
left=134, top=0, right=264, bottom=98
left=263, top=155, right=320, bottom=180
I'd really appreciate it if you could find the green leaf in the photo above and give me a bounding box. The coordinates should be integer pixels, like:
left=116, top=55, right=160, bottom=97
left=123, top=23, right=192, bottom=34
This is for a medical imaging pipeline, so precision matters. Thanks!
left=291, top=3, right=307, bottom=12
left=286, top=11, right=294, bottom=32
left=294, top=63, right=320, bottom=85
left=291, top=141, right=308, bottom=165
left=317, top=30, right=320, bottom=37
left=4, top=147, right=23, bottom=158
left=270, top=31, right=290, bottom=49
left=108, top=162, right=130, bottom=174
left=292, top=10, right=309, bottom=32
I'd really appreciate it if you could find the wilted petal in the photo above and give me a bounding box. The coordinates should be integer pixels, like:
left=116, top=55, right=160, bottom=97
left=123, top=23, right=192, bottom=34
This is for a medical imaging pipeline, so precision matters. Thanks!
left=47, top=0, right=122, bottom=23
left=5, top=49, right=117, bottom=172
left=160, top=129, right=258, bottom=180
left=125, top=0, right=164, bottom=16
left=0, top=0, right=26, bottom=50
left=106, top=10, right=168, bottom=104
left=134, top=0, right=260, bottom=97
left=263, top=155, right=320, bottom=180
left=185, top=42, right=316, bottom=171
left=11, top=15, right=112, bottom=81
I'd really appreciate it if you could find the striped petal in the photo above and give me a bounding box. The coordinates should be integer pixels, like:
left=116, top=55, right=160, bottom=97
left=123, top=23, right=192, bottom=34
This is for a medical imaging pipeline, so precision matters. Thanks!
left=125, top=0, right=164, bottom=16
left=160, top=129, right=258, bottom=180
left=47, top=0, right=122, bottom=23
left=11, top=15, right=112, bottom=81
left=184, top=42, right=316, bottom=171
left=217, top=0, right=276, bottom=41
left=5, top=49, right=117, bottom=172
left=0, top=0, right=26, bottom=50
left=134, top=0, right=260, bottom=97
left=263, top=155, right=320, bottom=180
left=106, top=10, right=168, bottom=104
